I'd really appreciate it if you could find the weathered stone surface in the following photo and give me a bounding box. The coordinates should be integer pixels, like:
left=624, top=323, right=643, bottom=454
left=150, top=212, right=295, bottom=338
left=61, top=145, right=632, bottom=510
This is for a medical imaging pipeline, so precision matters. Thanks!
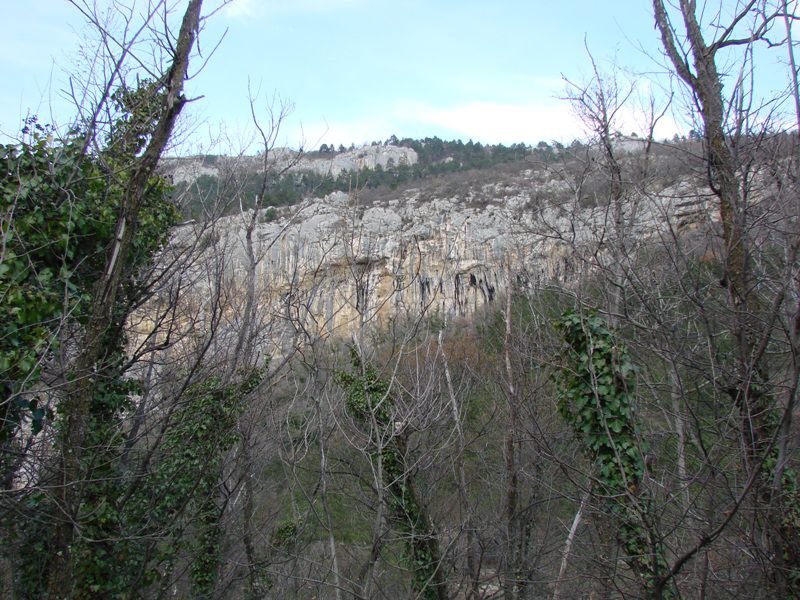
left=175, top=170, right=710, bottom=343
left=164, top=144, right=418, bottom=184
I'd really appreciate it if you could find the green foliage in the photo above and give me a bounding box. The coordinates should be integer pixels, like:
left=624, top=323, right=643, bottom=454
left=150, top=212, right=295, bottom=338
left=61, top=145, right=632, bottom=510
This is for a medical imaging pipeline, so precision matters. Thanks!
left=106, top=80, right=166, bottom=159
left=42, top=371, right=260, bottom=599
left=0, top=137, right=177, bottom=598
left=556, top=310, right=671, bottom=598
left=395, top=136, right=529, bottom=172
left=190, top=501, right=224, bottom=597
left=0, top=117, right=177, bottom=481
left=335, top=347, right=392, bottom=425
left=761, top=432, right=800, bottom=592
left=271, top=516, right=303, bottom=548
left=136, top=372, right=260, bottom=594
left=261, top=206, right=279, bottom=222
left=556, top=310, right=642, bottom=489
left=1, top=93, right=250, bottom=597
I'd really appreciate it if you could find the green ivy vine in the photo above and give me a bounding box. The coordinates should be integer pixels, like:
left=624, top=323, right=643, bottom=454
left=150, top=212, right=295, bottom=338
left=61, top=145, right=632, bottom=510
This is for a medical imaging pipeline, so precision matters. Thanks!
left=761, top=424, right=800, bottom=593
left=0, top=115, right=177, bottom=484
left=556, top=310, right=672, bottom=598
left=2, top=109, right=180, bottom=597
left=2, top=87, right=264, bottom=597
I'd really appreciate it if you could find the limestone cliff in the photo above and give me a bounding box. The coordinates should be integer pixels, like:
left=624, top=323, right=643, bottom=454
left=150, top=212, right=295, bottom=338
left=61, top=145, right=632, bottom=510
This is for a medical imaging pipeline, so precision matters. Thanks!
left=165, top=144, right=418, bottom=184
left=173, top=167, right=709, bottom=344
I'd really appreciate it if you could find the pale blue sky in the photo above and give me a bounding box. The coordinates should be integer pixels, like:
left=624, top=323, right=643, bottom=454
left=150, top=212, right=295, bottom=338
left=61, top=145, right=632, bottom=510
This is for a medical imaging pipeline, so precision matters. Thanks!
left=0, top=1, right=793, bottom=150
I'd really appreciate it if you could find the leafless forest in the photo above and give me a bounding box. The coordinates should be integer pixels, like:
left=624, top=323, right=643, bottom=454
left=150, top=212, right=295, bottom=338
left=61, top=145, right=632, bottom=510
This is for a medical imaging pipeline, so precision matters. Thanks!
left=1, top=1, right=800, bottom=598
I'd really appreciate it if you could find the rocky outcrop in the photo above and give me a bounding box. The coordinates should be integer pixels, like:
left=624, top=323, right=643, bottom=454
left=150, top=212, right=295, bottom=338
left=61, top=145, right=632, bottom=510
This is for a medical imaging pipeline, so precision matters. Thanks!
left=164, top=144, right=418, bottom=184
left=174, top=170, right=710, bottom=344
left=308, top=145, right=417, bottom=176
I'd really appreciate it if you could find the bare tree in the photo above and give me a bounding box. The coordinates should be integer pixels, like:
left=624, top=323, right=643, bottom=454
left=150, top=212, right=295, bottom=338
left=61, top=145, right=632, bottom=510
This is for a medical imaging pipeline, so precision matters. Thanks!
left=651, top=0, right=800, bottom=594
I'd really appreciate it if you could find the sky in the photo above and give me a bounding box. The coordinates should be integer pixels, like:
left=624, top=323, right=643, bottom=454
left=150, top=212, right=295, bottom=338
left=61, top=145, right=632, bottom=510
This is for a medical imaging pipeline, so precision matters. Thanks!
left=0, top=0, right=794, bottom=152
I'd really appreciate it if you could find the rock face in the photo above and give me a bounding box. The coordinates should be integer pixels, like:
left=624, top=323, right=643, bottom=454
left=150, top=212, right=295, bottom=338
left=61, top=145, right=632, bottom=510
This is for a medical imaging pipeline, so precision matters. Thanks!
left=177, top=169, right=709, bottom=343
left=165, top=144, right=418, bottom=184
left=308, top=145, right=417, bottom=176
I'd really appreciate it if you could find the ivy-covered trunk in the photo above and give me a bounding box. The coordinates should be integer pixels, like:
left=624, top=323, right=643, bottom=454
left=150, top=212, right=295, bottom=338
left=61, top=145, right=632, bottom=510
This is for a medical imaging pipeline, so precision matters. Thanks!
left=382, top=436, right=448, bottom=600
left=37, top=3, right=205, bottom=596
left=556, top=310, right=672, bottom=599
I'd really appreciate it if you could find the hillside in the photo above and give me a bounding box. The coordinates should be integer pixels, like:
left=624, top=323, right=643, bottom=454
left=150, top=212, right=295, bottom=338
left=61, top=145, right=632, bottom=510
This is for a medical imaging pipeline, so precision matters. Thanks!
left=166, top=136, right=714, bottom=345
left=163, top=137, right=534, bottom=219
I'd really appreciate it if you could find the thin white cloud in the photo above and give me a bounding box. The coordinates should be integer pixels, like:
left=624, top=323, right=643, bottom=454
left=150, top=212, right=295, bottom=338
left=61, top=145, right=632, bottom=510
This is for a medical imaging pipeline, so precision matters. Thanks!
left=284, top=115, right=398, bottom=150
left=192, top=95, right=685, bottom=154
left=222, top=0, right=259, bottom=18
left=288, top=97, right=685, bottom=151
left=612, top=105, right=683, bottom=139
left=393, top=100, right=584, bottom=145
left=223, top=0, right=367, bottom=19
left=277, top=101, right=584, bottom=149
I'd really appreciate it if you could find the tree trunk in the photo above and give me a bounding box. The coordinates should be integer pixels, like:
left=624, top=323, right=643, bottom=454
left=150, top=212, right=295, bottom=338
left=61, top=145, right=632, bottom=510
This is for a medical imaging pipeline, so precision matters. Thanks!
left=46, top=2, right=203, bottom=595
left=501, top=268, right=521, bottom=599
left=652, top=0, right=797, bottom=592
left=438, top=330, right=479, bottom=599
